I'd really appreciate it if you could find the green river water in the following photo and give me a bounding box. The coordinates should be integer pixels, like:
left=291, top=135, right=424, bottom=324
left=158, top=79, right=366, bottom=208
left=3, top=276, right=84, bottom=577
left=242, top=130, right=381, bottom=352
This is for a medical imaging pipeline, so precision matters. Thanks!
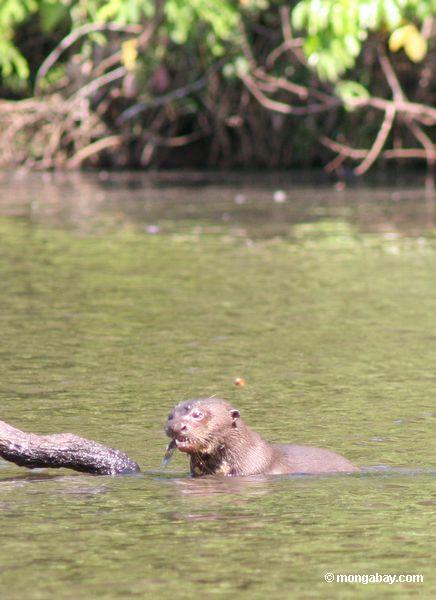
left=0, top=172, right=435, bottom=599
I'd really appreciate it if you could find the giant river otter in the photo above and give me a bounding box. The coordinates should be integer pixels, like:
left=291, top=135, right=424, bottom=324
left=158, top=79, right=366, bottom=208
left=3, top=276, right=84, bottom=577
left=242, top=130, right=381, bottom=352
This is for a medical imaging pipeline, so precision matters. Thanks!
left=164, top=397, right=359, bottom=476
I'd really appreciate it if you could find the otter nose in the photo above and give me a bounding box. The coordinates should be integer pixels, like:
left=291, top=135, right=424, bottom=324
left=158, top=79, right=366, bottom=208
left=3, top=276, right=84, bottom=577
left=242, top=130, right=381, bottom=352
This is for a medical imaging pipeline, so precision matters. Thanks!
left=166, top=421, right=188, bottom=437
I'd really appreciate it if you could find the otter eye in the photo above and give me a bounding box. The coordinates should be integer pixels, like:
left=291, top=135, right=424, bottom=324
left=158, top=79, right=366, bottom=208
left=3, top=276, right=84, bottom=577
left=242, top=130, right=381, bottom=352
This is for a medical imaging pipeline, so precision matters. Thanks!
left=191, top=410, right=203, bottom=420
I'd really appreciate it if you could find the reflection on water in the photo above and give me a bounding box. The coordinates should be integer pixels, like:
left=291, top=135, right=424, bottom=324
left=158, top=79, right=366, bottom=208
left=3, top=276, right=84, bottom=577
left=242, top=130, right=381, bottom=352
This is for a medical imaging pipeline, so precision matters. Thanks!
left=0, top=172, right=435, bottom=598
left=158, top=466, right=436, bottom=502
left=0, top=170, right=434, bottom=238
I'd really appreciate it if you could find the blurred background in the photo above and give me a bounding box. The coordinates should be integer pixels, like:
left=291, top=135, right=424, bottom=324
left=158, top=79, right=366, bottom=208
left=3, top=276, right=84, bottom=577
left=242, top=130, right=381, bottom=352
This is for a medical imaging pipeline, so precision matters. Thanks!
left=0, top=0, right=434, bottom=176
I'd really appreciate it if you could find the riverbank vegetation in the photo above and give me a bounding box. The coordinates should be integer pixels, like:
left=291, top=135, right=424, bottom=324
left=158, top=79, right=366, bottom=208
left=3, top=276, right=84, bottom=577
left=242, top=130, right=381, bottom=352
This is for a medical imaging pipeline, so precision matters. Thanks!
left=0, top=0, right=434, bottom=175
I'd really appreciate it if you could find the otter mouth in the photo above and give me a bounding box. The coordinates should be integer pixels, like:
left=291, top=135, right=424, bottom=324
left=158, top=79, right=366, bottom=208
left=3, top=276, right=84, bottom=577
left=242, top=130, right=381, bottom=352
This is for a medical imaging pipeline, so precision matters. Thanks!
left=162, top=436, right=197, bottom=467
left=173, top=435, right=198, bottom=453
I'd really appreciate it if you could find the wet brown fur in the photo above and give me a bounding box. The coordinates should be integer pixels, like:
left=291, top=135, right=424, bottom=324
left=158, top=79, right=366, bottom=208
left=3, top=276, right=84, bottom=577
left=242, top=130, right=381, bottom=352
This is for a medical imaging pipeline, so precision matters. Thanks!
left=165, top=398, right=359, bottom=477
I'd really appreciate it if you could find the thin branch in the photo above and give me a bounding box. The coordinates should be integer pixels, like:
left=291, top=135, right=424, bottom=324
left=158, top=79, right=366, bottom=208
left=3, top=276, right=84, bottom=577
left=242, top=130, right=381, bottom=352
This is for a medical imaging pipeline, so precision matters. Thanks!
left=66, top=135, right=123, bottom=168
left=280, top=5, right=293, bottom=44
left=241, top=74, right=338, bottom=115
left=238, top=21, right=258, bottom=70
left=321, top=136, right=435, bottom=160
left=242, top=5, right=329, bottom=103
left=144, top=128, right=210, bottom=148
left=254, top=68, right=309, bottom=100
left=94, top=0, right=166, bottom=78
left=378, top=46, right=405, bottom=101
left=383, top=148, right=435, bottom=159
left=117, top=59, right=226, bottom=124
left=406, top=117, right=435, bottom=169
left=321, top=136, right=368, bottom=159
left=421, top=16, right=435, bottom=39
left=354, top=105, right=396, bottom=174
left=266, top=39, right=304, bottom=69
left=254, top=68, right=335, bottom=103
left=279, top=5, right=310, bottom=67
left=241, top=74, right=294, bottom=114
left=324, top=152, right=347, bottom=173
left=68, top=67, right=126, bottom=102
left=349, top=96, right=436, bottom=123
left=35, top=23, right=142, bottom=92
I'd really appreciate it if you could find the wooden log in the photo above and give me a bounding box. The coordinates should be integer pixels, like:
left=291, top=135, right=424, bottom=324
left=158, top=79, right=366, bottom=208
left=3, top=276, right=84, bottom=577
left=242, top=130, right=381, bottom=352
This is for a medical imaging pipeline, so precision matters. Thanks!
left=0, top=419, right=140, bottom=475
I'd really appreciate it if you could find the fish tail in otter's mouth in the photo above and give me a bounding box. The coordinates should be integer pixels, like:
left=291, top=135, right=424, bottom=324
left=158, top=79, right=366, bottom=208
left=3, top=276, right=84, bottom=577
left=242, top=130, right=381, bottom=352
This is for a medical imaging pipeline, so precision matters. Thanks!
left=162, top=439, right=177, bottom=467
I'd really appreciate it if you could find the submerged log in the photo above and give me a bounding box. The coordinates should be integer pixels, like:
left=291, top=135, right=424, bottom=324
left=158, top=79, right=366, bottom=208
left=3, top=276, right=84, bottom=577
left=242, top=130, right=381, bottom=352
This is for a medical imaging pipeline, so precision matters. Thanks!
left=0, top=419, right=140, bottom=475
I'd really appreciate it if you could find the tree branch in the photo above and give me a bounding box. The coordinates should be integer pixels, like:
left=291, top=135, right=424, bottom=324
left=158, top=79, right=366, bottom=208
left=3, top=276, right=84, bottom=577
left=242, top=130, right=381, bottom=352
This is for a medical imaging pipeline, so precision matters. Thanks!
left=378, top=46, right=405, bottom=102
left=354, top=104, right=396, bottom=174
left=68, top=67, right=127, bottom=102
left=406, top=118, right=435, bottom=164
left=349, top=96, right=436, bottom=124
left=321, top=136, right=435, bottom=162
left=241, top=74, right=337, bottom=115
left=0, top=420, right=140, bottom=476
left=66, top=135, right=123, bottom=168
left=35, top=23, right=142, bottom=92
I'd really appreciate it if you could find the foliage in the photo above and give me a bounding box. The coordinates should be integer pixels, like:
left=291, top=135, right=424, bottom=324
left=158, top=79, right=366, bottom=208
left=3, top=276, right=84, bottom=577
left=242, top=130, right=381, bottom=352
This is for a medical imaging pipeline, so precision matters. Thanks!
left=0, top=0, right=434, bottom=170
left=0, top=0, right=36, bottom=83
left=292, top=0, right=434, bottom=81
left=0, top=0, right=241, bottom=87
left=0, top=0, right=433, bottom=86
left=388, top=23, right=428, bottom=61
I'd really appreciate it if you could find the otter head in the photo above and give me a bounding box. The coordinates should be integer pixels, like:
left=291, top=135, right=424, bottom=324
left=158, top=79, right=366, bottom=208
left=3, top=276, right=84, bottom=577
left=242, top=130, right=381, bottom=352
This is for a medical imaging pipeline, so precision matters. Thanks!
left=165, top=398, right=240, bottom=455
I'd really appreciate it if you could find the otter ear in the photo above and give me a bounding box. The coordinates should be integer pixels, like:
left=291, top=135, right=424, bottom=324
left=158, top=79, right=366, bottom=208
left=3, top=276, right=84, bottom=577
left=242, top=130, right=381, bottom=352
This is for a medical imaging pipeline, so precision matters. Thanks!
left=230, top=409, right=240, bottom=424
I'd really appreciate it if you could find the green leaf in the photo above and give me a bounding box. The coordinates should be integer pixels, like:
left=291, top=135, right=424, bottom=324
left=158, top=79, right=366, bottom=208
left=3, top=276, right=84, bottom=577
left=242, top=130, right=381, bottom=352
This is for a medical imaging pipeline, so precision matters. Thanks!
left=292, top=2, right=308, bottom=30
left=335, top=79, right=370, bottom=109
left=344, top=34, right=361, bottom=57
left=0, top=39, right=29, bottom=79
left=39, top=0, right=69, bottom=33
left=383, top=0, right=403, bottom=30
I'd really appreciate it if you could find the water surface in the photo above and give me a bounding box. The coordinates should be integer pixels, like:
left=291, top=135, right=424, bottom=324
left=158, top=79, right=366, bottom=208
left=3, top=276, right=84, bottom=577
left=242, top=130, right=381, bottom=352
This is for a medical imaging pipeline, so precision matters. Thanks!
left=0, top=172, right=435, bottom=598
